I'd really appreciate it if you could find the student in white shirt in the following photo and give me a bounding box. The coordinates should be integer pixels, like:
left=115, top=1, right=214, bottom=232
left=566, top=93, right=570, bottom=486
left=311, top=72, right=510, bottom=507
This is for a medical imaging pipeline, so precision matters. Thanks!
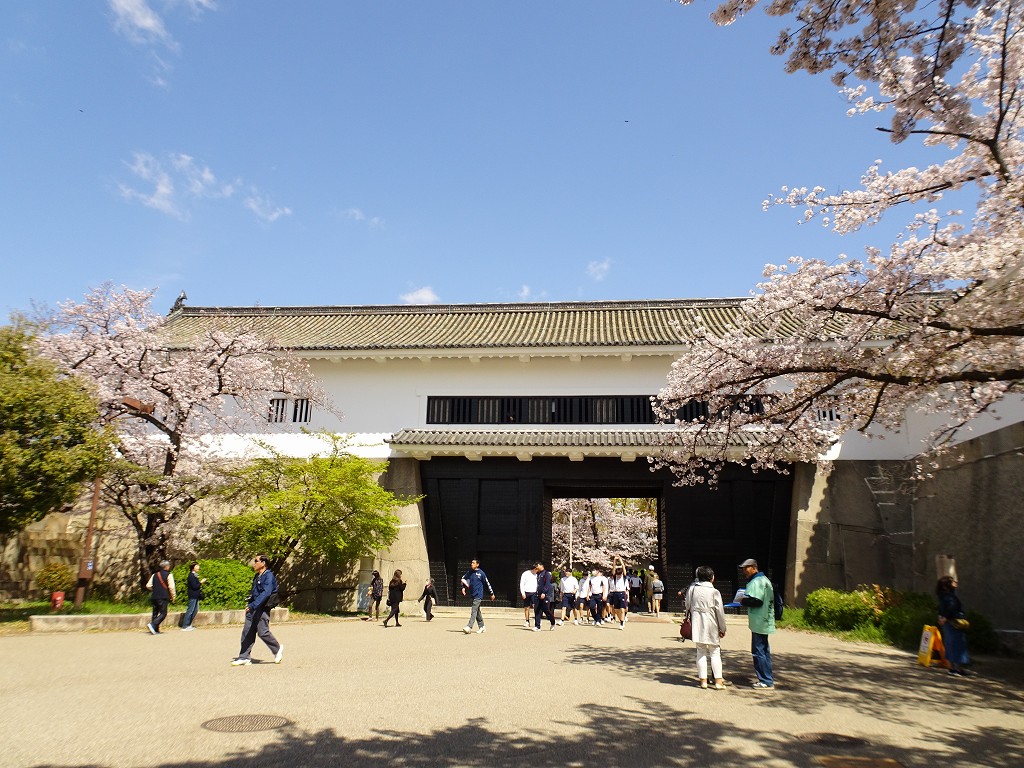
left=577, top=574, right=592, bottom=624
left=558, top=570, right=580, bottom=625
left=608, top=557, right=630, bottom=629
left=519, top=565, right=539, bottom=629
left=588, top=569, right=608, bottom=625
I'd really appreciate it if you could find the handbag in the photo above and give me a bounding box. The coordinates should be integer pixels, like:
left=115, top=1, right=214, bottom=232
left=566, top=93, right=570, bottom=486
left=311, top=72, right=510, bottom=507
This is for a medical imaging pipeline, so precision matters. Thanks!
left=679, top=612, right=693, bottom=641
left=950, top=616, right=970, bottom=631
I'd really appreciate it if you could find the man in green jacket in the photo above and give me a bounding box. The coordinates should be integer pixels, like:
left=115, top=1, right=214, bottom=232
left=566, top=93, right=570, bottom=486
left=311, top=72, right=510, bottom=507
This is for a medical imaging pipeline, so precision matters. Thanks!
left=739, top=558, right=775, bottom=690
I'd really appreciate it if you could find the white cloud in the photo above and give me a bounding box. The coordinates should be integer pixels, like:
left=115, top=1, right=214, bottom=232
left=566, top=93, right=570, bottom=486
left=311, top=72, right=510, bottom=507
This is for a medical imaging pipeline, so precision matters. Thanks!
left=118, top=151, right=182, bottom=218
left=109, top=0, right=217, bottom=84
left=517, top=285, right=532, bottom=300
left=109, top=0, right=176, bottom=48
left=118, top=150, right=288, bottom=223
left=400, top=286, right=439, bottom=304
left=587, top=258, right=612, bottom=282
left=344, top=207, right=384, bottom=228
left=244, top=194, right=292, bottom=223
left=172, top=153, right=236, bottom=198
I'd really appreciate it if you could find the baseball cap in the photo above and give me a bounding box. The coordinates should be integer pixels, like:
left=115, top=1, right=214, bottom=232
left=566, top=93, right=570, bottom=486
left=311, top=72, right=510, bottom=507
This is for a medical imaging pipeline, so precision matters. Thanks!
left=738, top=558, right=758, bottom=569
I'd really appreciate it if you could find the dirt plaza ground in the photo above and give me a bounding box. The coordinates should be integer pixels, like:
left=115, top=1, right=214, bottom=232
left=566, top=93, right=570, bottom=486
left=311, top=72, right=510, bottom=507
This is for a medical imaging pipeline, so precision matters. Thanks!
left=2, top=608, right=1022, bottom=768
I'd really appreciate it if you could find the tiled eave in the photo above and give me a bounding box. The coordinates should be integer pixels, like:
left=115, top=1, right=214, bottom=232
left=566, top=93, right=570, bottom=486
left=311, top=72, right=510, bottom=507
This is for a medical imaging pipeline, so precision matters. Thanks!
left=387, top=428, right=764, bottom=462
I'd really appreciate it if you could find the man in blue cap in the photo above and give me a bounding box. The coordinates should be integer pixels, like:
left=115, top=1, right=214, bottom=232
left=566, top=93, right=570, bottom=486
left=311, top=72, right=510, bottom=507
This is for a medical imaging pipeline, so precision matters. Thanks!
left=739, top=558, right=775, bottom=689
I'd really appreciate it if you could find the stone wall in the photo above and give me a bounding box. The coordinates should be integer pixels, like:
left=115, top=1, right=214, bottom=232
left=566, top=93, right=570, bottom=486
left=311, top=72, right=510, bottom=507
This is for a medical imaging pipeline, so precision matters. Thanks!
left=790, top=422, right=1024, bottom=633
left=911, top=422, right=1024, bottom=632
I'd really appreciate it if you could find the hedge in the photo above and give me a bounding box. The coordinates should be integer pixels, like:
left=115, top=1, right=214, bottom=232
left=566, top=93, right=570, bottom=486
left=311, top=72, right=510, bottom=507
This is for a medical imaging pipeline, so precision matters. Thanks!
left=806, top=586, right=1000, bottom=654
left=170, top=559, right=255, bottom=610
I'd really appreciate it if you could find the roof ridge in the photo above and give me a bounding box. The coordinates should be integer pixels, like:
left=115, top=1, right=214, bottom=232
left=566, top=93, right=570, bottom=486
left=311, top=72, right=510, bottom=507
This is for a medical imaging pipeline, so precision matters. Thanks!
left=175, top=297, right=749, bottom=317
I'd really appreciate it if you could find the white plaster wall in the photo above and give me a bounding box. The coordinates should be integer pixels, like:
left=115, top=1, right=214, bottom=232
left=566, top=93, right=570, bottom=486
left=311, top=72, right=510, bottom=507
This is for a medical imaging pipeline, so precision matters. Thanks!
left=308, top=354, right=678, bottom=434
left=211, top=352, right=1024, bottom=464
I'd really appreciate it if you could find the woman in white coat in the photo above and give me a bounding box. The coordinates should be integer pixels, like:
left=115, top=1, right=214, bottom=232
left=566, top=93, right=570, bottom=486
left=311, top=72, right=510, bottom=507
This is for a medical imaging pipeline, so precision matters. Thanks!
left=684, top=565, right=728, bottom=690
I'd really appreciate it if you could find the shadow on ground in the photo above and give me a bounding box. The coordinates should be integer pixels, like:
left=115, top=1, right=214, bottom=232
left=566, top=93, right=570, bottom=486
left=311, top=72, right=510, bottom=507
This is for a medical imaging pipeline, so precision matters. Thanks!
left=564, top=637, right=1024, bottom=725
left=47, top=698, right=1024, bottom=768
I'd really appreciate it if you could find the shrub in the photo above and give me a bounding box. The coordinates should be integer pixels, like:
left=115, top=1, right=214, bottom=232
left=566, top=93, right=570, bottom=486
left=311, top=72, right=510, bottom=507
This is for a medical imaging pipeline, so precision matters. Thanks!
left=804, top=588, right=876, bottom=630
left=35, top=562, right=77, bottom=594
left=965, top=610, right=999, bottom=654
left=170, top=559, right=254, bottom=610
left=879, top=593, right=937, bottom=649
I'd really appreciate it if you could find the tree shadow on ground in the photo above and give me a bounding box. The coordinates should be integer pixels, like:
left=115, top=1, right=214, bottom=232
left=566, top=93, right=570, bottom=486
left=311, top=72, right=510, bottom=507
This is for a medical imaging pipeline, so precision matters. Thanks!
left=563, top=638, right=1024, bottom=725
left=53, top=698, right=1024, bottom=768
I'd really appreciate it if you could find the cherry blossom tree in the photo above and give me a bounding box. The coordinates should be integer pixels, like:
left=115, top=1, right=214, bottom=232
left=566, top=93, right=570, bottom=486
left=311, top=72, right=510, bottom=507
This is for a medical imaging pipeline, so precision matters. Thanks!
left=37, top=284, right=330, bottom=586
left=551, top=497, right=657, bottom=571
left=656, top=0, right=1024, bottom=483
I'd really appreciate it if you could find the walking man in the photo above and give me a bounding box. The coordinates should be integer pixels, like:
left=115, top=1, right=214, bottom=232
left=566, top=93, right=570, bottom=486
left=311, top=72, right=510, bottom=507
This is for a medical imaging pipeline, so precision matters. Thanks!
left=461, top=558, right=496, bottom=634
left=519, top=564, right=538, bottom=628
left=739, top=558, right=775, bottom=689
left=232, top=555, right=283, bottom=666
left=146, top=560, right=175, bottom=635
left=533, top=562, right=557, bottom=631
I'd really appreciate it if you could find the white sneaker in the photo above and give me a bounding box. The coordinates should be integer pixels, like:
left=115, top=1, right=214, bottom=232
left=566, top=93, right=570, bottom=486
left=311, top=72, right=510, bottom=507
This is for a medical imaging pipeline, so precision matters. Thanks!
left=476, top=626, right=486, bottom=634
left=146, top=623, right=157, bottom=635
left=556, top=619, right=563, bottom=626
left=619, top=622, right=625, bottom=630
left=463, top=626, right=472, bottom=634
left=573, top=619, right=579, bottom=625
left=274, top=645, right=284, bottom=664
left=231, top=658, right=251, bottom=666
left=532, top=626, right=540, bottom=632
left=549, top=623, right=557, bottom=630
left=523, top=621, right=531, bottom=628
left=181, top=626, right=195, bottom=632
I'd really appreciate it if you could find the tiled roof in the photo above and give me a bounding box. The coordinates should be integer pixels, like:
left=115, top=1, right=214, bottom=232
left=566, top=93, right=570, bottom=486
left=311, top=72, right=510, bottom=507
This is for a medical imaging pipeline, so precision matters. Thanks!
left=387, top=429, right=763, bottom=457
left=164, top=298, right=760, bottom=351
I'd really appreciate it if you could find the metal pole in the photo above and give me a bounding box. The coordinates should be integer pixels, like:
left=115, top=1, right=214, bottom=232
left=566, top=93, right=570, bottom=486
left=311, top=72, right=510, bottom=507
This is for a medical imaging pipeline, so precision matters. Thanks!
left=568, top=509, right=573, bottom=571
left=73, top=477, right=101, bottom=609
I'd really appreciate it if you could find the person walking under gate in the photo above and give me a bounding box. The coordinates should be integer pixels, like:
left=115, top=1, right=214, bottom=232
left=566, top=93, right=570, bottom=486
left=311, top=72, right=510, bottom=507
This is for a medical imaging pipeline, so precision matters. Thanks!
left=589, top=568, right=608, bottom=625
left=559, top=568, right=579, bottom=625
left=608, top=558, right=629, bottom=630
left=519, top=564, right=538, bottom=628
left=533, top=562, right=557, bottom=631
left=461, top=558, right=496, bottom=634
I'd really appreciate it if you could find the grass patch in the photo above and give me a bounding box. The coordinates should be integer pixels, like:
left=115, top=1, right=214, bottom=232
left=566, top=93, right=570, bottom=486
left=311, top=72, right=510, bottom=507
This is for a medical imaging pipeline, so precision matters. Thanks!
left=776, top=607, right=888, bottom=645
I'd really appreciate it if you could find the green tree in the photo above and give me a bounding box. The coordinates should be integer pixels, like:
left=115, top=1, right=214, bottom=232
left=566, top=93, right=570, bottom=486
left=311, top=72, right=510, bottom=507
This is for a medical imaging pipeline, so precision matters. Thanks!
left=212, top=433, right=412, bottom=574
left=0, top=323, right=110, bottom=535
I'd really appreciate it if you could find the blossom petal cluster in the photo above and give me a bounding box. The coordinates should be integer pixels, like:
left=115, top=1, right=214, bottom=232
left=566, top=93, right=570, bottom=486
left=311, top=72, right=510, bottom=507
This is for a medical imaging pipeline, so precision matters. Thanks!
left=660, top=0, right=1024, bottom=484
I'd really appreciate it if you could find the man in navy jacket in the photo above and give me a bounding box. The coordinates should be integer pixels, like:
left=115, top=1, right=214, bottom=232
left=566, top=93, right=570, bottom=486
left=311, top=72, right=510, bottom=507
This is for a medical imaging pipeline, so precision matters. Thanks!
left=231, top=555, right=283, bottom=666
left=460, top=558, right=496, bottom=634
left=533, top=562, right=557, bottom=631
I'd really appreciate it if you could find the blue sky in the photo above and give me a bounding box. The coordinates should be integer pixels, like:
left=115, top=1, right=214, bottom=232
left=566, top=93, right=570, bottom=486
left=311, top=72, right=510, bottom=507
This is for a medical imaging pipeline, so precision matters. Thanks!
left=1, top=1, right=917, bottom=316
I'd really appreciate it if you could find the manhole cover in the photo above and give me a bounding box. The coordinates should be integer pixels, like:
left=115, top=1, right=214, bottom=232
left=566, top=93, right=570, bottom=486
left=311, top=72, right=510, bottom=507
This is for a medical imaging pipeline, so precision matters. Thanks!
left=202, top=714, right=292, bottom=733
left=799, top=733, right=871, bottom=749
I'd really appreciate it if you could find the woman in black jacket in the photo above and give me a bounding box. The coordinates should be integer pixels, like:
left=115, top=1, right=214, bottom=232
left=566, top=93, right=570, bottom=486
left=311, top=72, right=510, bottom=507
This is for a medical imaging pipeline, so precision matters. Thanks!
left=182, top=561, right=205, bottom=631
left=417, top=578, right=438, bottom=621
left=383, top=570, right=406, bottom=628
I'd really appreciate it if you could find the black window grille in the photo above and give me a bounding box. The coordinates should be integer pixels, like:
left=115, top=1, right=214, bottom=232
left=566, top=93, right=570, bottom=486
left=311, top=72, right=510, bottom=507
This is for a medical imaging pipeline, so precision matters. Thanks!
left=269, top=398, right=288, bottom=423
left=293, top=398, right=312, bottom=423
left=425, top=395, right=766, bottom=425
